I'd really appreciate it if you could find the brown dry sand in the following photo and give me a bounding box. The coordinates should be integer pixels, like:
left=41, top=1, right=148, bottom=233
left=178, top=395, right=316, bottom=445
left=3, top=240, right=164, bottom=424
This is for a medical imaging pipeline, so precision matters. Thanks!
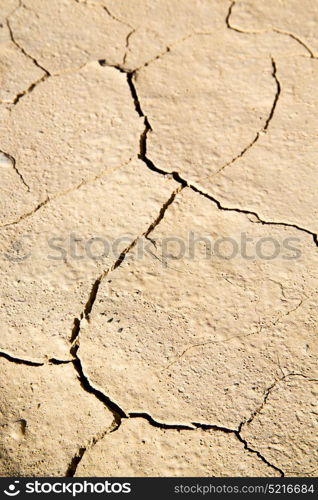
left=0, top=0, right=317, bottom=477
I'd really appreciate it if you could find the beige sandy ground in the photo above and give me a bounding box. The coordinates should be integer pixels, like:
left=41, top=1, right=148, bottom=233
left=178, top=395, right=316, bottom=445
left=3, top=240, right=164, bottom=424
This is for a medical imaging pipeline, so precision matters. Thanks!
left=0, top=0, right=317, bottom=477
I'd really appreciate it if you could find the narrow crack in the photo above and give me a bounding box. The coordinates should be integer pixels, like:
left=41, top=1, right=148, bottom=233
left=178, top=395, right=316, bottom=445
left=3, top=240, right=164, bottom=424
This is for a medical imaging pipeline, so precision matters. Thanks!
left=193, top=422, right=283, bottom=475
left=123, top=69, right=185, bottom=181
left=232, top=372, right=318, bottom=476
left=6, top=6, right=50, bottom=105
left=10, top=73, right=49, bottom=106
left=67, top=409, right=284, bottom=476
left=74, top=0, right=134, bottom=30
left=65, top=447, right=86, bottom=477
left=161, top=295, right=305, bottom=373
left=66, top=413, right=194, bottom=477
left=69, top=181, right=183, bottom=358
left=65, top=354, right=124, bottom=477
left=187, top=183, right=318, bottom=248
left=7, top=3, right=48, bottom=76
left=235, top=431, right=284, bottom=476
left=70, top=182, right=183, bottom=345
left=5, top=4, right=95, bottom=107
left=0, top=350, right=43, bottom=366
left=0, top=160, right=131, bottom=229
left=225, top=1, right=244, bottom=34
left=65, top=418, right=119, bottom=477
left=49, top=358, right=74, bottom=365
left=66, top=185, right=184, bottom=475
left=239, top=372, right=318, bottom=430
left=0, top=350, right=72, bottom=366
left=4, top=21, right=95, bottom=106
left=0, top=149, right=30, bottom=191
left=129, top=413, right=195, bottom=430
left=240, top=376, right=286, bottom=430
left=214, top=132, right=260, bottom=176
left=83, top=277, right=103, bottom=320
left=193, top=422, right=236, bottom=434
left=271, top=296, right=306, bottom=327
left=214, top=56, right=281, bottom=176
left=102, top=4, right=133, bottom=30
left=126, top=72, right=144, bottom=116
left=122, top=29, right=136, bottom=66
left=272, top=28, right=315, bottom=58
left=71, top=357, right=126, bottom=419
left=264, top=58, right=281, bottom=130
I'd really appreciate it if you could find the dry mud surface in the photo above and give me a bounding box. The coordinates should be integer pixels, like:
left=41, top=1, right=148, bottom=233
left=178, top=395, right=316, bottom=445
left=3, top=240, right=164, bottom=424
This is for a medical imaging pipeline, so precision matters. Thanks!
left=0, top=0, right=317, bottom=477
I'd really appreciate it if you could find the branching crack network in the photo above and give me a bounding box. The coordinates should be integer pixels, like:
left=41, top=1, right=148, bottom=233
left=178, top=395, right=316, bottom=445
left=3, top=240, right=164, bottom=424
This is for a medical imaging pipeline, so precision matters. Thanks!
left=2, top=0, right=317, bottom=480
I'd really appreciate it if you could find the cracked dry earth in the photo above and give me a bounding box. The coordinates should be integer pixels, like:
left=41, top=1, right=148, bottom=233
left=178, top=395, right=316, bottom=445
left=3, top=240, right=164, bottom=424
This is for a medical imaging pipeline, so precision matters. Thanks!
left=0, top=0, right=317, bottom=479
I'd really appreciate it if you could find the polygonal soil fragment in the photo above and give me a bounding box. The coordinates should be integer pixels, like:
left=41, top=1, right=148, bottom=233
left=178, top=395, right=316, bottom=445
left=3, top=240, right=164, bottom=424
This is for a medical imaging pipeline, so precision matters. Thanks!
left=76, top=418, right=276, bottom=476
left=0, top=61, right=143, bottom=225
left=0, top=359, right=114, bottom=476
left=210, top=56, right=318, bottom=234
left=78, top=188, right=318, bottom=427
left=135, top=28, right=306, bottom=189
left=0, top=161, right=178, bottom=362
left=9, top=0, right=129, bottom=73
